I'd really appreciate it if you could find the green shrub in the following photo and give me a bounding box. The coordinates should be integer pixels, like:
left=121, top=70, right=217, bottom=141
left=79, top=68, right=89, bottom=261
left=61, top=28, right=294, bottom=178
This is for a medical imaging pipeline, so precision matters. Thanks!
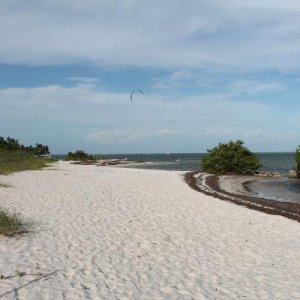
left=201, top=140, right=261, bottom=175
left=296, top=146, right=300, bottom=177
left=65, top=150, right=93, bottom=161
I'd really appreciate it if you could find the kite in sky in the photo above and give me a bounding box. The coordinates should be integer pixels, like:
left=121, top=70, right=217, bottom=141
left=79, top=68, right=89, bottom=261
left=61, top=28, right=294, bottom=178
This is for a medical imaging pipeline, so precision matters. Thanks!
left=130, top=90, right=143, bottom=101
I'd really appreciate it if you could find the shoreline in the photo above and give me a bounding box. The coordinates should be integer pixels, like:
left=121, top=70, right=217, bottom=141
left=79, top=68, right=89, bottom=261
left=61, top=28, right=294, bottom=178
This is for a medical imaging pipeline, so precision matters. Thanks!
left=185, top=172, right=300, bottom=223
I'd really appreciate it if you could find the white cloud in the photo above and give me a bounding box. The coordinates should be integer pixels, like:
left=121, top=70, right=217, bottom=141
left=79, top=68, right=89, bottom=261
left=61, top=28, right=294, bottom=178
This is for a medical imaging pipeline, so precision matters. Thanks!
left=67, top=77, right=100, bottom=84
left=156, top=129, right=182, bottom=136
left=152, top=70, right=199, bottom=89
left=243, top=129, right=263, bottom=139
left=85, top=130, right=142, bottom=144
left=229, top=80, right=286, bottom=94
left=1, top=1, right=300, bottom=70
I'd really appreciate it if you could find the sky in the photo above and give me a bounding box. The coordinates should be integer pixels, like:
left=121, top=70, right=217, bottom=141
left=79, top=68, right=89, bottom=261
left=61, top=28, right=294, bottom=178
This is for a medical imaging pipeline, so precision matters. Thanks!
left=1, top=0, right=300, bottom=154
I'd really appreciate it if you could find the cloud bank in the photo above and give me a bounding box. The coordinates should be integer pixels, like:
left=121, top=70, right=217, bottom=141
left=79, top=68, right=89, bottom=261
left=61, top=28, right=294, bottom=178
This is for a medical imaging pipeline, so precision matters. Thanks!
left=0, top=84, right=299, bottom=153
left=1, top=0, right=300, bottom=70
left=1, top=1, right=299, bottom=153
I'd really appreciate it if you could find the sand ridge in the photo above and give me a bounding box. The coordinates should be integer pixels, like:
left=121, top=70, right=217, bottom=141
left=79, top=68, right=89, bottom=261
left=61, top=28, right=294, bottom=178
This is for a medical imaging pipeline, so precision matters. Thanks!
left=0, top=161, right=299, bottom=299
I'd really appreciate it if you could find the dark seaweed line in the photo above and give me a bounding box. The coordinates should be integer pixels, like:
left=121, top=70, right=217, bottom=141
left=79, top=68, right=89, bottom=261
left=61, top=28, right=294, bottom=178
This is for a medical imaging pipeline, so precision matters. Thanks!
left=184, top=172, right=300, bottom=223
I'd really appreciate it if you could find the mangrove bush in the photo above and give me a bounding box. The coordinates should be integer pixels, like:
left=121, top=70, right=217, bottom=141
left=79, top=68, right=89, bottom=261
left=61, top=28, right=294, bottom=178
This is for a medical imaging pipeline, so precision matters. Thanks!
left=201, top=140, right=261, bottom=175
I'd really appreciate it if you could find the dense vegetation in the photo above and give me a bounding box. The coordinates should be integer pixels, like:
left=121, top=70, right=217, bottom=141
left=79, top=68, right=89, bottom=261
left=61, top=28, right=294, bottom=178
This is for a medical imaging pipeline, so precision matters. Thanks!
left=65, top=150, right=93, bottom=161
left=0, top=136, right=49, bottom=155
left=0, top=151, right=52, bottom=175
left=296, top=146, right=300, bottom=177
left=0, top=137, right=52, bottom=174
left=201, top=140, right=261, bottom=175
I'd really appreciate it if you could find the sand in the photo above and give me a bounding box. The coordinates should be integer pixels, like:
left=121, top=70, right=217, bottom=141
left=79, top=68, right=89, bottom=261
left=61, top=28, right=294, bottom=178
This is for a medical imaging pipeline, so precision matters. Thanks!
left=0, top=161, right=299, bottom=299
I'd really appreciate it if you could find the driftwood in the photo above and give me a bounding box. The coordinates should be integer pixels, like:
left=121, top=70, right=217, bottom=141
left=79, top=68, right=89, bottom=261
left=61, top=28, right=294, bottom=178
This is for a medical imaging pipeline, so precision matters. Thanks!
left=0, top=269, right=61, bottom=299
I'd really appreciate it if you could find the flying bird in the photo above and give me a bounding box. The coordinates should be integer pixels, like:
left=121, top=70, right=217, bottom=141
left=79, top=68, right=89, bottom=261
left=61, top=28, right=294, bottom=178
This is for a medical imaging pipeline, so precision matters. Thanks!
left=130, top=90, right=143, bottom=101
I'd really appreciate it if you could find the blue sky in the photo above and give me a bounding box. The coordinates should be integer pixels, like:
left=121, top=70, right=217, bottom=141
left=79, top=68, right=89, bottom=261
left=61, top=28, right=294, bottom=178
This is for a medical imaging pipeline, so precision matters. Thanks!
left=1, top=0, right=300, bottom=154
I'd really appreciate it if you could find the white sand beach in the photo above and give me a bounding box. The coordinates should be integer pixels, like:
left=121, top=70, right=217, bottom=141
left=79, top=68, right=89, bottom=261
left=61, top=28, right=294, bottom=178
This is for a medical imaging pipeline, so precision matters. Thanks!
left=0, top=161, right=300, bottom=299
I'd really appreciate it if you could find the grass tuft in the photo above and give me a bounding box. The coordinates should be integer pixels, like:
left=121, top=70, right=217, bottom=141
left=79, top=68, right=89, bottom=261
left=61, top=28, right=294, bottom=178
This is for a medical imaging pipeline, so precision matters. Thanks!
left=0, top=209, right=24, bottom=236
left=0, top=183, right=11, bottom=188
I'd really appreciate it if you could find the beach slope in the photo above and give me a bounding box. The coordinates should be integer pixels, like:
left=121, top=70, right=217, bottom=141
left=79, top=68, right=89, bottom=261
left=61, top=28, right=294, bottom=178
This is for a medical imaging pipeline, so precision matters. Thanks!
left=0, top=161, right=299, bottom=299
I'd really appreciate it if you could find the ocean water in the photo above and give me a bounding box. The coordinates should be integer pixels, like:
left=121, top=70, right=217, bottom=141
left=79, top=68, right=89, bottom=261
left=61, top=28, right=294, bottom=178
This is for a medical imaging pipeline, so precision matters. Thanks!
left=94, top=152, right=296, bottom=174
left=95, top=153, right=206, bottom=171
left=246, top=179, right=300, bottom=203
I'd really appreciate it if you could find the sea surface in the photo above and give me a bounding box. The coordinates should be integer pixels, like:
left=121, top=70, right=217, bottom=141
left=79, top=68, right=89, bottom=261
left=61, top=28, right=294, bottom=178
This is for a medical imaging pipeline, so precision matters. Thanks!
left=94, top=152, right=296, bottom=174
left=54, top=152, right=299, bottom=203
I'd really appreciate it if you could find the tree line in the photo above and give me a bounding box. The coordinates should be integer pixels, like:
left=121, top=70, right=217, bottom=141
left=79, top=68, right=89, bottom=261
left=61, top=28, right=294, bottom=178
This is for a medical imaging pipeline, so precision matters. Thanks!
left=0, top=136, right=50, bottom=156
